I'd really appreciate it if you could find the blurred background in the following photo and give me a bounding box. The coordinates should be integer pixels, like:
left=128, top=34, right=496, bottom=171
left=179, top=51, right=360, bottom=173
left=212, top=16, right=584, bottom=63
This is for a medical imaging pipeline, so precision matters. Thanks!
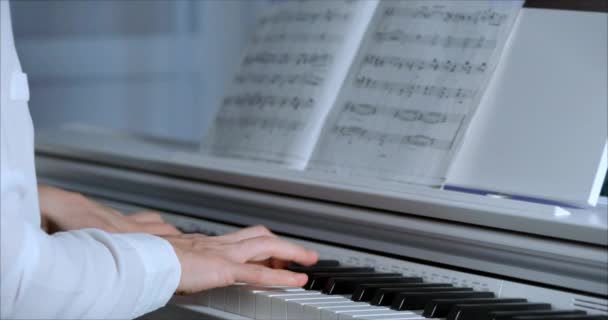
left=11, top=0, right=270, bottom=144
left=10, top=0, right=608, bottom=195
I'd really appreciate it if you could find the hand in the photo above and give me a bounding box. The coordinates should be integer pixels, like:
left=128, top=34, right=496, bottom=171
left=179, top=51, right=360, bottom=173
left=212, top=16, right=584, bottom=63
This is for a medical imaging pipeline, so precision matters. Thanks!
left=38, top=185, right=181, bottom=236
left=164, top=225, right=319, bottom=294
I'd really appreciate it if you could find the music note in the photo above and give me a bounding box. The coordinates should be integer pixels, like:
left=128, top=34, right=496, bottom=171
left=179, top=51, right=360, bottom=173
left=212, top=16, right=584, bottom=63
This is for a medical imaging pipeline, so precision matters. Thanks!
left=382, top=6, right=508, bottom=27
left=373, top=30, right=497, bottom=49
left=353, top=76, right=475, bottom=102
left=361, top=55, right=488, bottom=75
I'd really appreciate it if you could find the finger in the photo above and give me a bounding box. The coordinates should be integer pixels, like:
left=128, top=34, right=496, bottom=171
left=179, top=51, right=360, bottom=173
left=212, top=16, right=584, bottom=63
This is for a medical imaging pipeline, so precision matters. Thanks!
left=253, top=259, right=289, bottom=269
left=230, top=263, right=308, bottom=287
left=231, top=236, right=318, bottom=266
left=129, top=212, right=165, bottom=223
left=214, top=225, right=276, bottom=243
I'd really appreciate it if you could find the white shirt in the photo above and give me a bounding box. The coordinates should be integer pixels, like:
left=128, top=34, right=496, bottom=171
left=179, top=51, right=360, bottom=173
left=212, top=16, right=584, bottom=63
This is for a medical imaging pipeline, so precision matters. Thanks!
left=1, top=2, right=181, bottom=318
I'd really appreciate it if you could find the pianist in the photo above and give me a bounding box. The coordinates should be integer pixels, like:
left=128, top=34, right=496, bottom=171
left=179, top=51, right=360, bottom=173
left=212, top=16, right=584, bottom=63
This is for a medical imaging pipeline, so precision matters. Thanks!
left=0, top=2, right=317, bottom=319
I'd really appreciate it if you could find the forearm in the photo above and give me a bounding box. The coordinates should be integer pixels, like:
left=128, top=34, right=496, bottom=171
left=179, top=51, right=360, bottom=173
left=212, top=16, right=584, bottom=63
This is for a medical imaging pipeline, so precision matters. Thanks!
left=1, top=210, right=181, bottom=319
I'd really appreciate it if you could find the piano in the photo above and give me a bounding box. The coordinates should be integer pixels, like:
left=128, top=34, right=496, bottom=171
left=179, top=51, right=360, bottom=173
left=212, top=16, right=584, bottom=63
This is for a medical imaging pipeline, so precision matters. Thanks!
left=34, top=124, right=608, bottom=320
left=31, top=1, right=607, bottom=320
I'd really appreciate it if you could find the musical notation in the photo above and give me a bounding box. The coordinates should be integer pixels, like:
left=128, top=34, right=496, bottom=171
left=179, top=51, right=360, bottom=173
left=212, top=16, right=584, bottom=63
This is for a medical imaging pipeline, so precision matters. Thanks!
left=251, top=32, right=344, bottom=45
left=373, top=30, right=497, bottom=50
left=383, top=6, right=508, bottom=26
left=361, top=55, right=487, bottom=75
left=353, top=76, right=475, bottom=101
left=243, top=52, right=333, bottom=68
left=331, top=125, right=451, bottom=149
left=222, top=93, right=315, bottom=111
left=216, top=116, right=303, bottom=133
left=342, top=102, right=464, bottom=124
left=234, top=73, right=324, bottom=87
left=258, top=9, right=350, bottom=27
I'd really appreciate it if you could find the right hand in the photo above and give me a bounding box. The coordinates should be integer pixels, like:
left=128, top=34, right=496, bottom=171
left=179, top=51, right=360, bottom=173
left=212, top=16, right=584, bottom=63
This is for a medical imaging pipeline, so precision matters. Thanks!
left=164, top=225, right=318, bottom=295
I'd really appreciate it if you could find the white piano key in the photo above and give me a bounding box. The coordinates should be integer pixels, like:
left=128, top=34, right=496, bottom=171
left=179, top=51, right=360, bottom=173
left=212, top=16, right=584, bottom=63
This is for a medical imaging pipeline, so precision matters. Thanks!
left=303, top=302, right=373, bottom=320
left=208, top=287, right=227, bottom=310
left=286, top=299, right=352, bottom=320
left=196, top=289, right=211, bottom=306
left=255, top=290, right=320, bottom=319
left=272, top=295, right=346, bottom=320
left=225, top=283, right=247, bottom=313
left=341, top=311, right=424, bottom=319
left=238, top=286, right=303, bottom=318
left=321, top=306, right=389, bottom=320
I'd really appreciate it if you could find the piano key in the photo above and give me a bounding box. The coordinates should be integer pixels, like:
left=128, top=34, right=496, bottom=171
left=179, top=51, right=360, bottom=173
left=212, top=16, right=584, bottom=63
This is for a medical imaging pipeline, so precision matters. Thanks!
left=348, top=313, right=426, bottom=320
left=286, top=298, right=351, bottom=320
left=445, top=302, right=551, bottom=320
left=324, top=277, right=420, bottom=295
left=239, top=286, right=304, bottom=318
left=489, top=309, right=587, bottom=319
left=423, top=298, right=527, bottom=318
left=255, top=290, right=322, bottom=319
left=272, top=295, right=347, bottom=320
left=511, top=316, right=608, bottom=320
left=371, top=287, right=473, bottom=306
left=335, top=309, right=412, bottom=320
left=392, top=290, right=494, bottom=310
left=307, top=273, right=401, bottom=290
left=193, top=289, right=211, bottom=307
left=225, top=283, right=247, bottom=313
left=307, top=302, right=378, bottom=320
left=353, top=283, right=451, bottom=302
left=209, top=286, right=227, bottom=310
left=321, top=305, right=390, bottom=320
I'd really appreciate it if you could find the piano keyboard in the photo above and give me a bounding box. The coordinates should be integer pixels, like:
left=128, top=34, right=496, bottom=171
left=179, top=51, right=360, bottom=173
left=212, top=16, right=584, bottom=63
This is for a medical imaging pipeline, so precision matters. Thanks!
left=161, top=211, right=607, bottom=320
left=171, top=259, right=606, bottom=320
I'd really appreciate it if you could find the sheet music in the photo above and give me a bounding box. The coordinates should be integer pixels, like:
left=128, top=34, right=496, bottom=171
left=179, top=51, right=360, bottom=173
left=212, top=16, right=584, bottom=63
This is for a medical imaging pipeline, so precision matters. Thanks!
left=309, top=0, right=523, bottom=186
left=202, top=0, right=378, bottom=169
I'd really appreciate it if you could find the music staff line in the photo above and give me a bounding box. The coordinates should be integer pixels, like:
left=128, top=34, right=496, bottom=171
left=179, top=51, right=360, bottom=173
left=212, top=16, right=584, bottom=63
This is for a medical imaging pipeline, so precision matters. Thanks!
left=331, top=125, right=452, bottom=150
left=361, top=54, right=488, bottom=75
left=216, top=116, right=303, bottom=133
left=243, top=52, right=333, bottom=68
left=251, top=32, right=344, bottom=45
left=353, top=76, right=476, bottom=101
left=373, top=29, right=497, bottom=50
left=234, top=72, right=324, bottom=87
left=383, top=6, right=509, bottom=26
left=342, top=101, right=464, bottom=124
left=222, top=93, right=315, bottom=111
left=258, top=9, right=351, bottom=27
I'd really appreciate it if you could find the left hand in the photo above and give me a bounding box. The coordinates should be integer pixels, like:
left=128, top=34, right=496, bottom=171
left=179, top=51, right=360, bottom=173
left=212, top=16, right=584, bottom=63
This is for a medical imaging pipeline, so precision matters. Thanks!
left=38, top=185, right=181, bottom=236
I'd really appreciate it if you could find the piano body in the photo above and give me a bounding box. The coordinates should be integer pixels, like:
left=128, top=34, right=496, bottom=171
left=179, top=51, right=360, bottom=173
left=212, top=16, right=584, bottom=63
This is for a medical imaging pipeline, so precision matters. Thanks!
left=31, top=1, right=607, bottom=320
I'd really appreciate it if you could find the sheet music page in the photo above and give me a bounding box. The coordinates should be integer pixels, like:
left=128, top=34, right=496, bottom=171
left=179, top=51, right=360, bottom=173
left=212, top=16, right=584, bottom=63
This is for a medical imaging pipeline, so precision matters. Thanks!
left=202, top=0, right=378, bottom=169
left=308, top=0, right=523, bottom=186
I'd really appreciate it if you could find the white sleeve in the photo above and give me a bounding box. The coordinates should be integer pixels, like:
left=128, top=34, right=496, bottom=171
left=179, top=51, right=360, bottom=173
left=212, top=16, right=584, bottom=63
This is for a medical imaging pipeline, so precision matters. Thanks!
left=0, top=204, right=182, bottom=319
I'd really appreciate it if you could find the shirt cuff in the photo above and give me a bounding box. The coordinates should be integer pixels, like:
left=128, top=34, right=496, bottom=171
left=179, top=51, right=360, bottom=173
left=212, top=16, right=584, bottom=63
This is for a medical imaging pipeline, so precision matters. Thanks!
left=115, top=233, right=181, bottom=318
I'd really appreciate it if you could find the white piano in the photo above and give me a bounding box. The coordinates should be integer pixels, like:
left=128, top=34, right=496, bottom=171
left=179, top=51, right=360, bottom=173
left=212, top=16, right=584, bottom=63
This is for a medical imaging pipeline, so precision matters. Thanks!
left=32, top=2, right=607, bottom=320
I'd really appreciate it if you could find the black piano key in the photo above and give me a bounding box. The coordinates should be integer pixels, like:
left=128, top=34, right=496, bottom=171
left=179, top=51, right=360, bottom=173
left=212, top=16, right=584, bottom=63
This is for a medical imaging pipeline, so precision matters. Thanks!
left=392, top=290, right=495, bottom=310
left=490, top=309, right=587, bottom=320
left=512, top=316, right=608, bottom=320
left=306, top=272, right=400, bottom=290
left=353, top=283, right=448, bottom=302
left=324, top=276, right=421, bottom=295
left=371, top=286, right=472, bottom=306
left=288, top=260, right=341, bottom=269
left=423, top=298, right=527, bottom=318
left=446, top=302, right=551, bottom=320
